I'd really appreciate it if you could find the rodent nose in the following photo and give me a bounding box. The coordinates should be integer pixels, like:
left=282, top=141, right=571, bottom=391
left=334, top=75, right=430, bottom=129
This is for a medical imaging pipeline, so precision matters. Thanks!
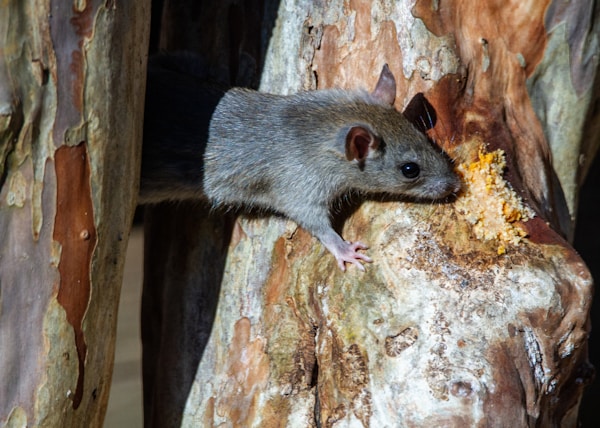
left=451, top=176, right=463, bottom=194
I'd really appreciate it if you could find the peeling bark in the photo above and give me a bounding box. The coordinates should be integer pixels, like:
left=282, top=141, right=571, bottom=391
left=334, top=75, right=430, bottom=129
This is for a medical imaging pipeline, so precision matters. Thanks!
left=0, top=1, right=149, bottom=426
left=142, top=0, right=598, bottom=426
left=54, top=143, right=97, bottom=409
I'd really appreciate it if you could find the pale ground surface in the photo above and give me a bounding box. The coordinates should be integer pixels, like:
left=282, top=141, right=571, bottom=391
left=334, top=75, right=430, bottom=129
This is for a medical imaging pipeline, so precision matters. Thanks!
left=105, top=226, right=144, bottom=428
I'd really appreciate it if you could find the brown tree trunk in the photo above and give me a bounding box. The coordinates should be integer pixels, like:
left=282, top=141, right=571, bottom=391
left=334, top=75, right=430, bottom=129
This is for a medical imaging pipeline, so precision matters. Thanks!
left=143, top=0, right=598, bottom=426
left=0, top=1, right=150, bottom=427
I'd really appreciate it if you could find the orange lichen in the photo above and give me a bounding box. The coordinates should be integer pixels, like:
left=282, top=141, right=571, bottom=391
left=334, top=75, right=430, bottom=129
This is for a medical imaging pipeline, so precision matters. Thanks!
left=455, top=146, right=535, bottom=251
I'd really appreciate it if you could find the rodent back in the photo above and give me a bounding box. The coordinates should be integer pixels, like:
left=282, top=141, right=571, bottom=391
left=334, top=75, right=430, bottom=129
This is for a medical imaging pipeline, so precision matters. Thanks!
left=204, top=89, right=341, bottom=213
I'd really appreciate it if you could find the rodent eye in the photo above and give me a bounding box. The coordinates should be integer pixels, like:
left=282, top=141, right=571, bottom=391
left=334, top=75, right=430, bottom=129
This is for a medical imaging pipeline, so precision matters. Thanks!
left=400, top=162, right=420, bottom=179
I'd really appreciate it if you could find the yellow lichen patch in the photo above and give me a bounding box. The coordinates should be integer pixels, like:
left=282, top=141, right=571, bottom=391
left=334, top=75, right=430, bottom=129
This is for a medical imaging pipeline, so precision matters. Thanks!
left=455, top=146, right=535, bottom=251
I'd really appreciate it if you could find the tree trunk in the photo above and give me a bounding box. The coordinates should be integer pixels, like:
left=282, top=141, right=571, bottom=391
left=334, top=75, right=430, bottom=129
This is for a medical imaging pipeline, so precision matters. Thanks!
left=143, top=0, right=598, bottom=426
left=0, top=1, right=150, bottom=427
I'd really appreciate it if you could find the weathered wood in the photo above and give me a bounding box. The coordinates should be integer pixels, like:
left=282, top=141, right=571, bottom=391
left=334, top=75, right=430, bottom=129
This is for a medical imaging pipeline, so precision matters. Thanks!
left=142, top=0, right=598, bottom=426
left=0, top=1, right=150, bottom=426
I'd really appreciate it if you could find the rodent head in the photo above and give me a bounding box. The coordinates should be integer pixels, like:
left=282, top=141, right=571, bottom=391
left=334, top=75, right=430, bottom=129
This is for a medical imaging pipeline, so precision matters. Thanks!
left=339, top=64, right=461, bottom=200
left=342, top=115, right=461, bottom=200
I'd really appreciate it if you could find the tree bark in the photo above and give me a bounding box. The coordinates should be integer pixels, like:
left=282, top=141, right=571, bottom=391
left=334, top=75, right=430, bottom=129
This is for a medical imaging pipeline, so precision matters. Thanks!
left=0, top=1, right=149, bottom=427
left=143, top=0, right=598, bottom=426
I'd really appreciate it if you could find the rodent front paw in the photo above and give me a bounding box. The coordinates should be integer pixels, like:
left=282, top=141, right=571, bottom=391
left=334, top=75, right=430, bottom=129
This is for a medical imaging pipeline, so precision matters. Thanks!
left=334, top=241, right=373, bottom=272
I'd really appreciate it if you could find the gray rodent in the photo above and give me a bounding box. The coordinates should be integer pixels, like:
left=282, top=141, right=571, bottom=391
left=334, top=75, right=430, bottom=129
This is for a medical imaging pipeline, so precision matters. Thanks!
left=140, top=54, right=461, bottom=271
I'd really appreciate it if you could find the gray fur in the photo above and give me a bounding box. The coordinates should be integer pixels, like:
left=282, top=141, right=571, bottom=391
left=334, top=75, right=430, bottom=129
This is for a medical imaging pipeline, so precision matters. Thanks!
left=141, top=56, right=460, bottom=270
left=204, top=87, right=459, bottom=234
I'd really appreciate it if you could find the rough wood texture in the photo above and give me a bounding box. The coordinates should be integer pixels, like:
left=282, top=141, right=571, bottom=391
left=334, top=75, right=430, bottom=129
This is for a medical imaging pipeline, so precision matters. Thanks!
left=0, top=1, right=149, bottom=426
left=142, top=0, right=598, bottom=426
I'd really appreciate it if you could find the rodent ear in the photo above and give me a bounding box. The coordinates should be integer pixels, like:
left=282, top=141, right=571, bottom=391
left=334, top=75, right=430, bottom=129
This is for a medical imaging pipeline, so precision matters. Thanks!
left=371, top=64, right=396, bottom=106
left=345, top=126, right=379, bottom=162
left=402, top=93, right=437, bottom=132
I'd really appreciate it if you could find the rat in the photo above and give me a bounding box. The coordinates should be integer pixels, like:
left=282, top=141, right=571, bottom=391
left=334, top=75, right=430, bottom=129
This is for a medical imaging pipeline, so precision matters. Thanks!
left=140, top=54, right=461, bottom=271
